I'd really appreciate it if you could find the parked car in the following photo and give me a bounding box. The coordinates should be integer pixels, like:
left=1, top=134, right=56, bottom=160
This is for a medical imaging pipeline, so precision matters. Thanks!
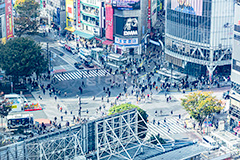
left=85, top=63, right=94, bottom=68
left=64, top=43, right=77, bottom=55
left=74, top=62, right=84, bottom=69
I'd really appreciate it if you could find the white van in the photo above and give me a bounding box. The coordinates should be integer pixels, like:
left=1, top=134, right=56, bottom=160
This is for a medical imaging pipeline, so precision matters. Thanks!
left=64, top=43, right=77, bottom=54
left=4, top=94, right=24, bottom=112
left=202, top=136, right=219, bottom=150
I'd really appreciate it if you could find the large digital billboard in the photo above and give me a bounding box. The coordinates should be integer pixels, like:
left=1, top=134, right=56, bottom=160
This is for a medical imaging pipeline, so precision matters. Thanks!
left=171, top=0, right=203, bottom=16
left=116, top=17, right=138, bottom=36
left=112, top=0, right=140, bottom=10
left=106, top=4, right=113, bottom=40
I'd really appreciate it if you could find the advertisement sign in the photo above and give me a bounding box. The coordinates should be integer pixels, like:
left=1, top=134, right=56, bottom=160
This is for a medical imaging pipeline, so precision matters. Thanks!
left=77, top=0, right=80, bottom=26
left=56, top=8, right=60, bottom=25
left=105, top=4, right=113, bottom=40
left=112, top=0, right=140, bottom=10
left=115, top=37, right=138, bottom=45
left=66, top=0, right=74, bottom=28
left=5, top=0, right=14, bottom=39
left=171, top=0, right=203, bottom=16
left=116, top=17, right=138, bottom=36
left=66, top=0, right=74, bottom=19
left=147, top=0, right=151, bottom=29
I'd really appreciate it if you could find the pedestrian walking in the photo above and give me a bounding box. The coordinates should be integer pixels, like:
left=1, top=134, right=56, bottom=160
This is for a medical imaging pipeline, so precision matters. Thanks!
left=61, top=116, right=63, bottom=121
left=171, top=110, right=173, bottom=115
left=153, top=118, right=155, bottom=125
left=155, top=110, right=157, bottom=117
left=64, top=92, right=67, bottom=97
left=54, top=95, right=57, bottom=101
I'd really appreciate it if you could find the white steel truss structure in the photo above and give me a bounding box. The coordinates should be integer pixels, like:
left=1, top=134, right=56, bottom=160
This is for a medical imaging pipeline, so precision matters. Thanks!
left=0, top=109, right=166, bottom=160
left=96, top=109, right=165, bottom=160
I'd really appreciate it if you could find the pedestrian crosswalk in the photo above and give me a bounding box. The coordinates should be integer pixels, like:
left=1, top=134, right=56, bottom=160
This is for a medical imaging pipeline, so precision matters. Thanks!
left=146, top=117, right=189, bottom=140
left=54, top=69, right=110, bottom=81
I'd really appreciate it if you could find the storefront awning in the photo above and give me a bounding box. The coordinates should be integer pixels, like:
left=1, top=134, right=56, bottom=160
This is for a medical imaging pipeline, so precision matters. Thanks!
left=102, top=40, right=113, bottom=45
left=64, top=27, right=75, bottom=32
left=73, top=30, right=95, bottom=40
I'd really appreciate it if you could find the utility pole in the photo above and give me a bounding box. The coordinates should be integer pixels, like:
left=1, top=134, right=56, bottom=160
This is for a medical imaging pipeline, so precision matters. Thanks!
left=170, top=60, right=173, bottom=85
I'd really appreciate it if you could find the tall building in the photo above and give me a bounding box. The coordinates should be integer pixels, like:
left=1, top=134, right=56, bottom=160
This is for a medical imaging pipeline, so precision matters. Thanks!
left=229, top=0, right=240, bottom=128
left=65, top=0, right=104, bottom=39
left=112, top=0, right=148, bottom=55
left=165, top=0, right=234, bottom=79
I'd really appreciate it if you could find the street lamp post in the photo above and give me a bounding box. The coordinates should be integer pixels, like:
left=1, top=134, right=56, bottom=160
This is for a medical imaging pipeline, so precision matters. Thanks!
left=170, top=60, right=173, bottom=85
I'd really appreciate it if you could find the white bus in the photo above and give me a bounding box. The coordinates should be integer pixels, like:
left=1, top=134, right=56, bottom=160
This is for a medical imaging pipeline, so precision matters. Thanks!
left=7, top=113, right=34, bottom=130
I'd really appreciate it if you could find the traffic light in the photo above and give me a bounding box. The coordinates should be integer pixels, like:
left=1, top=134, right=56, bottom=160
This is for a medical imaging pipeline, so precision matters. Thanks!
left=43, top=1, right=46, bottom=8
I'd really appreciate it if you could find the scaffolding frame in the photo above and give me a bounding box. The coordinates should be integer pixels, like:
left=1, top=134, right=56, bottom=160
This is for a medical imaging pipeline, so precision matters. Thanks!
left=0, top=109, right=165, bottom=160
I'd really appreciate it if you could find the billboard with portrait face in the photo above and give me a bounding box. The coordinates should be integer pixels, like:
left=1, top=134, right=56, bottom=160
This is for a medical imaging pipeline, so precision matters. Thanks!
left=112, top=0, right=140, bottom=10
left=115, top=17, right=138, bottom=36
left=171, top=0, right=203, bottom=16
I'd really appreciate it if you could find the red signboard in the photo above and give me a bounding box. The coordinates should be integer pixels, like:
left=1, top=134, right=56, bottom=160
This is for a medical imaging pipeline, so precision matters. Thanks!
left=147, top=0, right=151, bottom=29
left=105, top=4, right=113, bottom=40
left=77, top=0, right=80, bottom=26
left=5, top=0, right=13, bottom=39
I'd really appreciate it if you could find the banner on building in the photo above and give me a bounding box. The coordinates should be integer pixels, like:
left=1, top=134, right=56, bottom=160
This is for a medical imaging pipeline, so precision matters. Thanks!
left=115, top=37, right=138, bottom=45
left=5, top=0, right=13, bottom=39
left=77, top=0, right=80, bottom=27
left=105, top=4, right=113, bottom=40
left=66, top=0, right=74, bottom=29
left=147, top=0, right=151, bottom=29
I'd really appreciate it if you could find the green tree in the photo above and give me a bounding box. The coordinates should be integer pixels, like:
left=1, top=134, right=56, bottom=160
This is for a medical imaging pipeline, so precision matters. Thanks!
left=14, top=0, right=40, bottom=37
left=109, top=103, right=148, bottom=139
left=0, top=37, right=48, bottom=82
left=181, top=92, right=224, bottom=130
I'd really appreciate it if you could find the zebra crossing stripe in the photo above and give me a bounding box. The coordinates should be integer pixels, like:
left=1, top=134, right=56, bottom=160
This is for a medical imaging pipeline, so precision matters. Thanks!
left=70, top=72, right=78, bottom=79
left=76, top=72, right=84, bottom=79
left=54, top=74, right=62, bottom=81
left=54, top=69, right=109, bottom=81
left=67, top=72, right=75, bottom=80
left=60, top=74, right=68, bottom=80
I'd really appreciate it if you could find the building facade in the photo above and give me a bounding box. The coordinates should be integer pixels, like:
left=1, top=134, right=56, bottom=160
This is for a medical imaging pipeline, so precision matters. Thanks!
left=165, top=0, right=234, bottom=78
left=112, top=0, right=148, bottom=55
left=229, top=0, right=240, bottom=129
